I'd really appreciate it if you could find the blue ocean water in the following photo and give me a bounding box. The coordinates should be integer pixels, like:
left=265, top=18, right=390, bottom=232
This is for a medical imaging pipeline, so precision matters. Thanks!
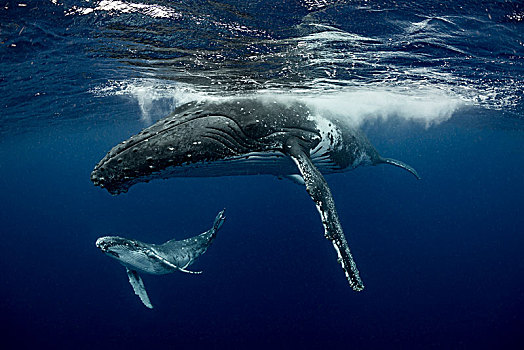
left=1, top=0, right=523, bottom=348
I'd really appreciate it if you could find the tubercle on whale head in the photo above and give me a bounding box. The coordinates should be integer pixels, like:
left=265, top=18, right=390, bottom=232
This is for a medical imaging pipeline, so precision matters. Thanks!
left=96, top=236, right=146, bottom=260
left=95, top=236, right=128, bottom=258
left=96, top=236, right=129, bottom=249
left=91, top=161, right=134, bottom=195
left=90, top=164, right=132, bottom=195
left=90, top=125, right=231, bottom=194
left=89, top=124, right=187, bottom=195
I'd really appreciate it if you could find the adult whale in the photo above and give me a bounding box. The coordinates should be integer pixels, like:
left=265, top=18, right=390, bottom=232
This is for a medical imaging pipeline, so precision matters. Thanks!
left=91, top=98, right=420, bottom=291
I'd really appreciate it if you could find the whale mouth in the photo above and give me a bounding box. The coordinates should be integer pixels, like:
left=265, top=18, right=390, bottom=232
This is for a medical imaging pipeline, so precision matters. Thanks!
left=107, top=251, right=120, bottom=258
left=96, top=237, right=122, bottom=258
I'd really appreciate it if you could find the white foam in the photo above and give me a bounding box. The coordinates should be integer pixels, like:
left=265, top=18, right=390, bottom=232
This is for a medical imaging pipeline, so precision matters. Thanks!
left=65, top=0, right=182, bottom=19
left=91, top=79, right=203, bottom=123
left=297, top=89, right=463, bottom=127
left=91, top=78, right=464, bottom=127
left=235, top=89, right=463, bottom=128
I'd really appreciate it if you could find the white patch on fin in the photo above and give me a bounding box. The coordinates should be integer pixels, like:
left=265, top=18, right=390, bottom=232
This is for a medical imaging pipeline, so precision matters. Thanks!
left=178, top=267, right=203, bottom=275
left=283, top=174, right=306, bottom=186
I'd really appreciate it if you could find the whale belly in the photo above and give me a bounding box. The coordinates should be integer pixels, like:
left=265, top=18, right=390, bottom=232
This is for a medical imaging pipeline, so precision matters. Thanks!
left=121, top=250, right=173, bottom=275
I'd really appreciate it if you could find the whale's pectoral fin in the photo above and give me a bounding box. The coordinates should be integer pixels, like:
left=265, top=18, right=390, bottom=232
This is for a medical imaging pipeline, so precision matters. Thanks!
left=149, top=248, right=204, bottom=275
left=126, top=267, right=154, bottom=309
left=286, top=139, right=364, bottom=291
left=177, top=267, right=203, bottom=275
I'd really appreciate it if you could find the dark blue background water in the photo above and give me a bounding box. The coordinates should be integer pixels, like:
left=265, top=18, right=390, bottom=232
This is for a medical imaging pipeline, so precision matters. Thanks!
left=1, top=1, right=523, bottom=348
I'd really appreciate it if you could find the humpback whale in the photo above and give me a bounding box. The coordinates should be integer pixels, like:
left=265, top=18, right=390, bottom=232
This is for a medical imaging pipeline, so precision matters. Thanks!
left=96, top=209, right=225, bottom=308
left=92, top=98, right=419, bottom=291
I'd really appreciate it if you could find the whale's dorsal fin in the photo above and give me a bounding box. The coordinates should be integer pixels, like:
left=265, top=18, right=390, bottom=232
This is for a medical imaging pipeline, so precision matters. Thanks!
left=286, top=139, right=364, bottom=291
left=126, top=267, right=153, bottom=309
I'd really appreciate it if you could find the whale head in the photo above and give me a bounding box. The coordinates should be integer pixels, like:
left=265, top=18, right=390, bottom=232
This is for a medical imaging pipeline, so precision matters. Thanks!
left=90, top=102, right=231, bottom=195
left=96, top=236, right=148, bottom=265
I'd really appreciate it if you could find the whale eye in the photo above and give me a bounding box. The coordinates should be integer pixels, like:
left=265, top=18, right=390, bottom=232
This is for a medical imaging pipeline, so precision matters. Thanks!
left=108, top=251, right=120, bottom=258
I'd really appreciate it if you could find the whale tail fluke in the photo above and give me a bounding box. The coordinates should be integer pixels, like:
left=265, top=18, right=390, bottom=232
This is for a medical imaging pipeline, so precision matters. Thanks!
left=379, top=157, right=421, bottom=180
left=212, top=209, right=226, bottom=233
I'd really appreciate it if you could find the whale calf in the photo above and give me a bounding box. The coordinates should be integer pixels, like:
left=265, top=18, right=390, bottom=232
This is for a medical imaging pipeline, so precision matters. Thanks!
left=96, top=209, right=225, bottom=308
left=92, top=98, right=419, bottom=291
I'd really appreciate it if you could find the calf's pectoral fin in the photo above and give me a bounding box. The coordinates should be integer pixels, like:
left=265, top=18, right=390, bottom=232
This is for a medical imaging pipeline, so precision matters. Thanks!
left=286, top=139, right=364, bottom=292
left=149, top=248, right=203, bottom=274
left=177, top=267, right=203, bottom=275
left=126, top=267, right=154, bottom=309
